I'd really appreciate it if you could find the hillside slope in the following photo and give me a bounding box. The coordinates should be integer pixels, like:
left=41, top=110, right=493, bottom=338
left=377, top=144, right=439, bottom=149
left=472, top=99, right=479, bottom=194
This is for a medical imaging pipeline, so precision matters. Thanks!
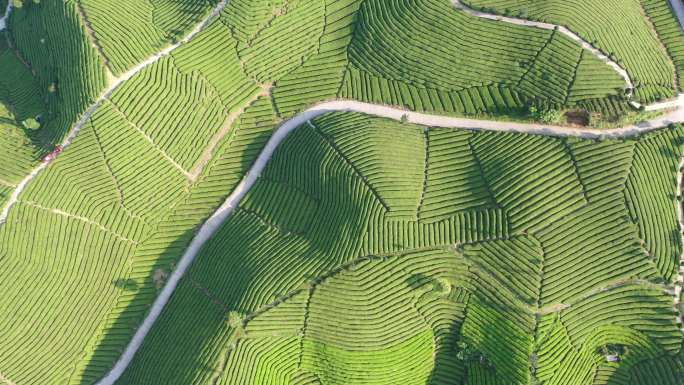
left=0, top=1, right=683, bottom=384
left=117, top=113, right=684, bottom=385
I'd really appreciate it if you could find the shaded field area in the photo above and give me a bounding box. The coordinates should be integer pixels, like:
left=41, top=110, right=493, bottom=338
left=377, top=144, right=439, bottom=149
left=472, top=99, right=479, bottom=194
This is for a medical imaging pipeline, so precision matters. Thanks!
left=117, top=112, right=684, bottom=385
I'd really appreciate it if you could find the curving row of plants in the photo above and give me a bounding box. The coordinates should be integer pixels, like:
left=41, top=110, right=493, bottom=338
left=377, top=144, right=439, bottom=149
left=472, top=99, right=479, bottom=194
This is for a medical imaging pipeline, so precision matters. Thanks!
left=625, top=127, right=684, bottom=281
left=113, top=113, right=684, bottom=384
left=347, top=0, right=625, bottom=114
left=80, top=0, right=216, bottom=75
left=466, top=0, right=679, bottom=103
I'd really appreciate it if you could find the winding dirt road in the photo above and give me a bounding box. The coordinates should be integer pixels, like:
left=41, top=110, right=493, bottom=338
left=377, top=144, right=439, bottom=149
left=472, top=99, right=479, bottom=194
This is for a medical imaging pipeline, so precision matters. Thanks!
left=452, top=0, right=636, bottom=96
left=0, top=1, right=12, bottom=31
left=95, top=3, right=684, bottom=383
left=94, top=99, right=684, bottom=385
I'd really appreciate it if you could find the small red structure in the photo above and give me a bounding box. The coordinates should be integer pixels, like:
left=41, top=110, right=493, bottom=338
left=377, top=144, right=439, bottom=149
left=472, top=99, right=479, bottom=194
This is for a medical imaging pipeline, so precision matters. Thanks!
left=42, top=145, right=63, bottom=163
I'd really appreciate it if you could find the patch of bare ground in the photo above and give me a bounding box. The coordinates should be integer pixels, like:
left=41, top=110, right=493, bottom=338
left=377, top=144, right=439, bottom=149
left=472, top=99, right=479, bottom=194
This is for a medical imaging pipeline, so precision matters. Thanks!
left=153, top=268, right=169, bottom=290
left=564, top=110, right=590, bottom=126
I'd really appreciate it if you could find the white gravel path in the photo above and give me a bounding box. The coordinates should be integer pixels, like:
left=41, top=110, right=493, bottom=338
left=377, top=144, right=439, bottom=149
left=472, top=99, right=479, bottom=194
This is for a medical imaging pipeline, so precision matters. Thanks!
left=452, top=0, right=635, bottom=95
left=94, top=98, right=684, bottom=385
left=0, top=1, right=13, bottom=31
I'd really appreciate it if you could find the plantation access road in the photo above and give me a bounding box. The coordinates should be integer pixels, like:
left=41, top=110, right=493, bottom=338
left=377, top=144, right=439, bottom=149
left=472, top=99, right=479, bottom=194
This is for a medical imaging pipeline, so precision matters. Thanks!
left=452, top=0, right=635, bottom=96
left=0, top=1, right=12, bottom=31
left=94, top=101, right=684, bottom=385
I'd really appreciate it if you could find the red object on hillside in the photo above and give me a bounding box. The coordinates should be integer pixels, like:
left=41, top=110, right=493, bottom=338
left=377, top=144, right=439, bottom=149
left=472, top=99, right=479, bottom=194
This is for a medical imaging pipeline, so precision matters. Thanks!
left=42, top=145, right=63, bottom=163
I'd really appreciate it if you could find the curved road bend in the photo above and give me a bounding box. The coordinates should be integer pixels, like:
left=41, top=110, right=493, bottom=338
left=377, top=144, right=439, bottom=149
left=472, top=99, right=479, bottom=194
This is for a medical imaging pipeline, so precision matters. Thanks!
left=0, top=0, right=231, bottom=224
left=95, top=97, right=684, bottom=385
left=452, top=0, right=635, bottom=94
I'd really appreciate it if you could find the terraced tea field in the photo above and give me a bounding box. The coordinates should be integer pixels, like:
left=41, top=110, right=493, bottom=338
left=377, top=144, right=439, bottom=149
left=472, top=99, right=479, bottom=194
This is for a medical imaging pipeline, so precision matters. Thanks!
left=114, top=113, right=684, bottom=385
left=465, top=0, right=684, bottom=102
left=0, top=0, right=683, bottom=384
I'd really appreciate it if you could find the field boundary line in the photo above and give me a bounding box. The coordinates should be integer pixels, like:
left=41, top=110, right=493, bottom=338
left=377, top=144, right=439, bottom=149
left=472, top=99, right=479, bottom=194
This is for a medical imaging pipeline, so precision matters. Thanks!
left=74, top=0, right=116, bottom=83
left=107, top=100, right=194, bottom=179
left=514, top=28, right=557, bottom=89
left=0, top=0, right=232, bottom=224
left=189, top=84, right=272, bottom=181
left=0, top=178, right=16, bottom=188
left=563, top=49, right=585, bottom=106
left=21, top=200, right=139, bottom=244
left=307, top=120, right=391, bottom=211
left=452, top=0, right=635, bottom=98
left=296, top=286, right=314, bottom=369
left=674, top=155, right=684, bottom=329
left=187, top=277, right=231, bottom=312
left=415, top=128, right=430, bottom=220
left=89, top=119, right=151, bottom=224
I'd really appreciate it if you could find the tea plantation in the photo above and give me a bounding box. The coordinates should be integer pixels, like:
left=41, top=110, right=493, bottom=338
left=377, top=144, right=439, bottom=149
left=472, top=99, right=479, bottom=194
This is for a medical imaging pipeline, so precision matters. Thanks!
left=116, top=112, right=684, bottom=385
left=0, top=0, right=683, bottom=384
left=466, top=0, right=684, bottom=102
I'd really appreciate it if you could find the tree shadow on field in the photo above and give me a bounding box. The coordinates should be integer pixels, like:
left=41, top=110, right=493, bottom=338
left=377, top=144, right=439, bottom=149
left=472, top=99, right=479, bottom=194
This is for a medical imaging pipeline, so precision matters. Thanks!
left=7, top=1, right=109, bottom=149
left=425, top=298, right=525, bottom=385
left=80, top=117, right=379, bottom=384
left=78, top=228, right=202, bottom=385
